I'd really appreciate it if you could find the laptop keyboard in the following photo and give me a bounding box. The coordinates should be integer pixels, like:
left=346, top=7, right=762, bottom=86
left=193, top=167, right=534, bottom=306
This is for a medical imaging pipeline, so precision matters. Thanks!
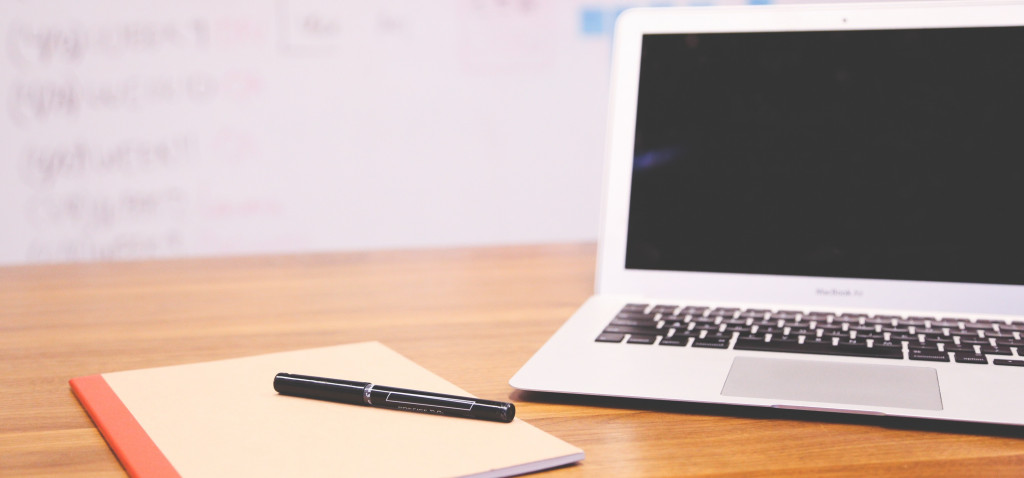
left=596, top=304, right=1024, bottom=366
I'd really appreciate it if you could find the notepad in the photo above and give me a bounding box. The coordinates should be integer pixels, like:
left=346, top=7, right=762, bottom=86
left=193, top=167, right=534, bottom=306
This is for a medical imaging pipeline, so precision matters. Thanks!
left=70, top=342, right=584, bottom=478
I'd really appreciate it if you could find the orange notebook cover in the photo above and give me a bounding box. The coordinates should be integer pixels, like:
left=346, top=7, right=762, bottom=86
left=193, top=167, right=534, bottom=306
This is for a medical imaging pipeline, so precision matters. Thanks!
left=70, top=374, right=178, bottom=477
left=70, top=342, right=583, bottom=478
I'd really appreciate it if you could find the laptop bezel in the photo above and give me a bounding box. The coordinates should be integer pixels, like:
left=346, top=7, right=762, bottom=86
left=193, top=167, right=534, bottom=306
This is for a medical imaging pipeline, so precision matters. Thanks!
left=595, top=2, right=1024, bottom=316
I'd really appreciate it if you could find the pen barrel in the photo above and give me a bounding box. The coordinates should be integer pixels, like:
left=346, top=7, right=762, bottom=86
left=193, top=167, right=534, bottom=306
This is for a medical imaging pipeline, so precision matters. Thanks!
left=274, top=373, right=368, bottom=406
left=368, top=386, right=515, bottom=423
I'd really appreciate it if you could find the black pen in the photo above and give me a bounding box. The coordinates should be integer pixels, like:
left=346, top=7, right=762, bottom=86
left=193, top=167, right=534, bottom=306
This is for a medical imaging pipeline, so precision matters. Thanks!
left=273, top=373, right=515, bottom=423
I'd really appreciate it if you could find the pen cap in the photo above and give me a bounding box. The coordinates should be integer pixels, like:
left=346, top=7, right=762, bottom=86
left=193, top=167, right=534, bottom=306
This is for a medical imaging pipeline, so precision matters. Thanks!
left=273, top=373, right=368, bottom=406
left=468, top=398, right=516, bottom=423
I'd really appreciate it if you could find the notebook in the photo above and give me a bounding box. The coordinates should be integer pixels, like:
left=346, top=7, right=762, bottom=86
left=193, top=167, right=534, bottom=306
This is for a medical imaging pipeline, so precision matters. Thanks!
left=510, top=1, right=1024, bottom=426
left=71, top=342, right=583, bottom=477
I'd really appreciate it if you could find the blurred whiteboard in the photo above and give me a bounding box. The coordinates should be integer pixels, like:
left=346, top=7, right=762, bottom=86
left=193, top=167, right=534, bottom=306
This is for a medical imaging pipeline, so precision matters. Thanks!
left=0, top=0, right=876, bottom=264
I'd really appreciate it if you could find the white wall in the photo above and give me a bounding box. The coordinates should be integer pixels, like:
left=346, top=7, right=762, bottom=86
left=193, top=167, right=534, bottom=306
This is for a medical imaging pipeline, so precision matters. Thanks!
left=0, top=0, right=881, bottom=265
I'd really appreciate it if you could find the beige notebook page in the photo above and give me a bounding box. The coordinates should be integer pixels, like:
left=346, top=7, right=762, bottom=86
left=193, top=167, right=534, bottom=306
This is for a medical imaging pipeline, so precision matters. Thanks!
left=102, top=342, right=582, bottom=478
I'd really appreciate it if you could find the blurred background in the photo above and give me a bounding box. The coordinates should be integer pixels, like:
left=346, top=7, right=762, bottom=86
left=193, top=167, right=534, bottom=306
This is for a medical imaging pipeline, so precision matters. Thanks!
left=1, top=0, right=908, bottom=265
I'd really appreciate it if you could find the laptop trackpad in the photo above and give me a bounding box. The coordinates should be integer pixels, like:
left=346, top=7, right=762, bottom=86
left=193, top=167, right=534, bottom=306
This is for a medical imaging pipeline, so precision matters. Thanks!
left=721, top=356, right=943, bottom=411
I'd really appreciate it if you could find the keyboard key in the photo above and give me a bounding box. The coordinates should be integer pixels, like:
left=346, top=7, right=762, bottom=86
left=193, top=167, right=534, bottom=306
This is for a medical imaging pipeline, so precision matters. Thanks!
left=768, top=335, right=800, bottom=346
left=671, top=329, right=702, bottom=339
left=734, top=337, right=902, bottom=359
left=603, top=325, right=664, bottom=336
left=659, top=337, right=689, bottom=346
left=979, top=345, right=1013, bottom=356
left=616, top=311, right=655, bottom=320
left=596, top=333, right=625, bottom=343
left=954, top=352, right=988, bottom=364
left=651, top=305, right=679, bottom=315
left=627, top=334, right=658, bottom=344
left=611, top=317, right=657, bottom=327
left=836, top=341, right=904, bottom=359
left=993, top=359, right=1024, bottom=367
left=831, top=343, right=906, bottom=359
left=963, top=322, right=998, bottom=331
left=909, top=349, right=950, bottom=362
left=734, top=337, right=790, bottom=352
left=692, top=336, right=730, bottom=349
left=871, top=341, right=904, bottom=352
left=802, top=337, right=833, bottom=348
left=680, top=306, right=709, bottom=315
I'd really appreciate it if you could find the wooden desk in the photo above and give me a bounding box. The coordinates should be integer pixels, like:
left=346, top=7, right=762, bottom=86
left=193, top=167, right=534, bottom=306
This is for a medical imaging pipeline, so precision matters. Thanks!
left=2, top=244, right=1023, bottom=476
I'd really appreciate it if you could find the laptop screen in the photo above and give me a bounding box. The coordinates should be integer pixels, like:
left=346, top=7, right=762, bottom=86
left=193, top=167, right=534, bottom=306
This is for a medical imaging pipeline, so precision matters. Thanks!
left=625, top=26, right=1024, bottom=286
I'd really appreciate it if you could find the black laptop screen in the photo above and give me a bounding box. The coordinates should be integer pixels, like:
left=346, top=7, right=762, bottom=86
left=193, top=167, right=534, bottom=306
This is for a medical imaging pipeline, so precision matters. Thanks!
left=626, top=27, right=1024, bottom=285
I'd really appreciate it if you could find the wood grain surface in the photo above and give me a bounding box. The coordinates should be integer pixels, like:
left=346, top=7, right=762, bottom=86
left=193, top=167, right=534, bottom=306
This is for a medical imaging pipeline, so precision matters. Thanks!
left=2, top=243, right=1023, bottom=477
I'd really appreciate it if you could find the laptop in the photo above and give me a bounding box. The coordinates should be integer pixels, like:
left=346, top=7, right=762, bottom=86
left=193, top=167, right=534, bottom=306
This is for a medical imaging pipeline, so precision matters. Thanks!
left=510, top=1, right=1024, bottom=426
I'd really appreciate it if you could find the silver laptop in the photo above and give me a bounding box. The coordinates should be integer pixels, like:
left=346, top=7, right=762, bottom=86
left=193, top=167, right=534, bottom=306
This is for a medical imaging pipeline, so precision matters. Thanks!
left=511, top=1, right=1024, bottom=426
